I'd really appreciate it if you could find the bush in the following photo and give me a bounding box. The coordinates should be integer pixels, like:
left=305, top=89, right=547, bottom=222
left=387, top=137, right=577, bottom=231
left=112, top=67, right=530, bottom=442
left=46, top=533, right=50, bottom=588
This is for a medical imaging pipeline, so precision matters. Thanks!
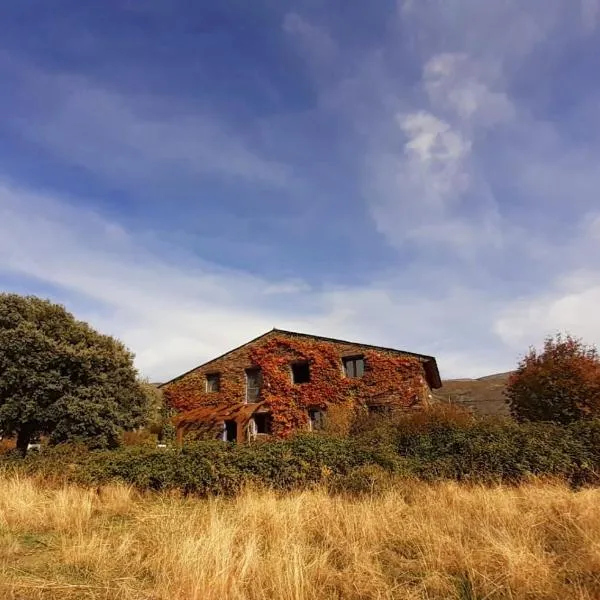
left=506, top=333, right=600, bottom=423
left=394, top=419, right=596, bottom=484
left=2, top=435, right=407, bottom=495
left=3, top=418, right=600, bottom=494
left=0, top=436, right=16, bottom=455
left=121, top=429, right=157, bottom=447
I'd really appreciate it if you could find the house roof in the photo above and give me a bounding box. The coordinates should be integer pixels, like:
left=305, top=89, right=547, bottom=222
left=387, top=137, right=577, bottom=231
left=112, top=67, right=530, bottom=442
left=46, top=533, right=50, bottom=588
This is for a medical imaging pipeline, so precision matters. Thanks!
left=160, top=328, right=442, bottom=389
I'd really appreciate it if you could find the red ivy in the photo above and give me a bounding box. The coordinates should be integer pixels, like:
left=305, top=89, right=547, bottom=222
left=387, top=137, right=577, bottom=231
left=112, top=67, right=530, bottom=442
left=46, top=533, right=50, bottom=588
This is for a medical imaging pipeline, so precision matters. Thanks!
left=163, top=334, right=427, bottom=437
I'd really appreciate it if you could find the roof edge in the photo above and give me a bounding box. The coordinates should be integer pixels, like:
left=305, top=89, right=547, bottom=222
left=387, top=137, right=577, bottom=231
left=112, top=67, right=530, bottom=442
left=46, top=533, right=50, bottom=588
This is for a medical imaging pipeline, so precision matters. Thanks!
left=158, top=329, right=276, bottom=388
left=160, top=327, right=442, bottom=390
left=272, top=329, right=442, bottom=389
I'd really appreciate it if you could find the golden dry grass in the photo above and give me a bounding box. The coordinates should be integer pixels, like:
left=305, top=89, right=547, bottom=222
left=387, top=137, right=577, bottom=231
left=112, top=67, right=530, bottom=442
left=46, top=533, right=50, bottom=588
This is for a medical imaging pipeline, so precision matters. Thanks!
left=1, top=472, right=600, bottom=599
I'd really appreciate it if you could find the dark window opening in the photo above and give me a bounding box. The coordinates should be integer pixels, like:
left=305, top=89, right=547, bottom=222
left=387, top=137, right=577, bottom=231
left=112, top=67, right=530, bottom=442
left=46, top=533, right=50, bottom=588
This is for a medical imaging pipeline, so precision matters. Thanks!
left=206, top=373, right=221, bottom=393
left=343, top=356, right=365, bottom=378
left=291, top=361, right=310, bottom=384
left=253, top=413, right=272, bottom=434
left=308, top=408, right=326, bottom=431
left=245, top=367, right=262, bottom=402
left=223, top=420, right=237, bottom=442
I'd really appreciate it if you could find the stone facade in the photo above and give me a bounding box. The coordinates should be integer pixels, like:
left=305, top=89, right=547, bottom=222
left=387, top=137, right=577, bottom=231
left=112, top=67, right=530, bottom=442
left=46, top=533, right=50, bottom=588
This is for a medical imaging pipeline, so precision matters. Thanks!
left=161, top=329, right=441, bottom=443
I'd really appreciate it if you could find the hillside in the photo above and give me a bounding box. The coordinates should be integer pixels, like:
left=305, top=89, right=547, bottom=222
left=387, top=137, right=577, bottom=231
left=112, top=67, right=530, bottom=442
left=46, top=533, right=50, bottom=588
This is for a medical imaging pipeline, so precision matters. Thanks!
left=433, top=372, right=512, bottom=417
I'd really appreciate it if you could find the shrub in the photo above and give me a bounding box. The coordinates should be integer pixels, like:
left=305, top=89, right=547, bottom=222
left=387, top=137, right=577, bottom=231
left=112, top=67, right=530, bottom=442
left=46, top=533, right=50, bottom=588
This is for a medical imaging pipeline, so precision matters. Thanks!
left=121, top=429, right=157, bottom=447
left=0, top=436, right=16, bottom=455
left=3, top=418, right=600, bottom=494
left=506, top=333, right=600, bottom=423
left=395, top=419, right=596, bottom=484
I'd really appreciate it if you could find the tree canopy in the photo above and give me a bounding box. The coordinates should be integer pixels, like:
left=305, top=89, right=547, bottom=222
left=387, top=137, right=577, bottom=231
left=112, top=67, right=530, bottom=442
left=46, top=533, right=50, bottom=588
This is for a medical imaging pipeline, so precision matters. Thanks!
left=505, top=333, right=600, bottom=424
left=0, top=293, right=148, bottom=454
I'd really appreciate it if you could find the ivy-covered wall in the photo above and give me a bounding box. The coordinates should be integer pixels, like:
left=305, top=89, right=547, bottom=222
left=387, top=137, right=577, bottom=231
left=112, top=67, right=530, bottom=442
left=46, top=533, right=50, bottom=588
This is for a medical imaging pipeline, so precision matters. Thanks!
left=163, top=331, right=432, bottom=438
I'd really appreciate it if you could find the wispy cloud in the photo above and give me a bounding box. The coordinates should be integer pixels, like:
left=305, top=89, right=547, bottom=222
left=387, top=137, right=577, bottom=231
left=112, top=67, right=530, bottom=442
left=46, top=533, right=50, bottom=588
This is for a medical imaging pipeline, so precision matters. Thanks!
left=2, top=1, right=600, bottom=383
left=0, top=180, right=309, bottom=380
left=283, top=12, right=338, bottom=71
left=278, top=3, right=600, bottom=363
left=0, top=178, right=525, bottom=380
left=4, top=59, right=289, bottom=189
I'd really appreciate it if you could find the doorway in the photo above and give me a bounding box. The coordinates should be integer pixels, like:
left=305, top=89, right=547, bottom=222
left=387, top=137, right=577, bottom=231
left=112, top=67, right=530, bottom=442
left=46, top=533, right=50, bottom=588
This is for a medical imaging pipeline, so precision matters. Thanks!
left=223, top=420, right=237, bottom=442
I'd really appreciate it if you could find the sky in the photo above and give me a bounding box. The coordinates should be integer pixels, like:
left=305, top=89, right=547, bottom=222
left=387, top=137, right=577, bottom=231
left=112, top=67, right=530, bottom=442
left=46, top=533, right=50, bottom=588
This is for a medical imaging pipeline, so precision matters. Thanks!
left=2, top=0, right=600, bottom=382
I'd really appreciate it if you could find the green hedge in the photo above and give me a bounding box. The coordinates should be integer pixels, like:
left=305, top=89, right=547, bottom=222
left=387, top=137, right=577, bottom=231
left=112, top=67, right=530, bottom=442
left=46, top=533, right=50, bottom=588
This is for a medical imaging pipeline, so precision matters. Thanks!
left=4, top=419, right=600, bottom=495
left=3, top=435, right=403, bottom=495
left=393, top=419, right=600, bottom=484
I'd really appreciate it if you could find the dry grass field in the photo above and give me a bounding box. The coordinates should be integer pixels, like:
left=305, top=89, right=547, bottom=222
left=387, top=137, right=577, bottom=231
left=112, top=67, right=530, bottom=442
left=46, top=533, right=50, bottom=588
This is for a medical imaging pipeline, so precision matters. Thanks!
left=1, top=471, right=600, bottom=600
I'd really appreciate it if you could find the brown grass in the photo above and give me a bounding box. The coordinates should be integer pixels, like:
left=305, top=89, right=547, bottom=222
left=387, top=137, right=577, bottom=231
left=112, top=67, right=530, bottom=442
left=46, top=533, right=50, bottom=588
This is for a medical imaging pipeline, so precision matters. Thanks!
left=1, top=471, right=600, bottom=599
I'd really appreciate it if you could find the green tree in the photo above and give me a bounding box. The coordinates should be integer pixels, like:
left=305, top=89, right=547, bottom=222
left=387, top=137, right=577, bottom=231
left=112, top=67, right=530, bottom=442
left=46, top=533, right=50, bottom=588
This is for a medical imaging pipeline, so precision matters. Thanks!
left=505, top=333, right=600, bottom=424
left=140, top=379, right=174, bottom=441
left=0, top=294, right=148, bottom=455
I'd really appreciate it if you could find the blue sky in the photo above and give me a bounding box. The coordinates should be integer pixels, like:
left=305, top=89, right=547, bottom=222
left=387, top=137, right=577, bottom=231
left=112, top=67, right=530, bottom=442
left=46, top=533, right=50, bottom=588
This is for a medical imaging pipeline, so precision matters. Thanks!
left=2, top=0, right=600, bottom=381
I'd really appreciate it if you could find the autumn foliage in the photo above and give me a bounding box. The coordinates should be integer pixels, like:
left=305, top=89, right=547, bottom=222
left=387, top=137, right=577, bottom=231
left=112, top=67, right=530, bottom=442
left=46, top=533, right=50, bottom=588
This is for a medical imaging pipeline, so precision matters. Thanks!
left=163, top=333, right=428, bottom=437
left=249, top=337, right=425, bottom=436
left=505, top=333, right=600, bottom=424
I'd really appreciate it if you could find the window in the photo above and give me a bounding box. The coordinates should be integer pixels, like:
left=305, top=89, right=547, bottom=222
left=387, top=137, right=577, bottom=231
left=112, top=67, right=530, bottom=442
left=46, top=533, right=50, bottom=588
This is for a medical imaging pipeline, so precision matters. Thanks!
left=206, top=373, right=220, bottom=393
left=343, top=355, right=365, bottom=378
left=222, top=420, right=237, bottom=442
left=308, top=408, right=326, bottom=431
left=253, top=413, right=271, bottom=434
left=245, top=367, right=262, bottom=402
left=291, top=361, right=310, bottom=384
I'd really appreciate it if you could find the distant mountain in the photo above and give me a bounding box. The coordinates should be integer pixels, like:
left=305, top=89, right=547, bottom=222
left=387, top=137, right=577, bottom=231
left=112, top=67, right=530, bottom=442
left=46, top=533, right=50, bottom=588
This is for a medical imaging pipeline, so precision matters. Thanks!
left=433, top=372, right=512, bottom=417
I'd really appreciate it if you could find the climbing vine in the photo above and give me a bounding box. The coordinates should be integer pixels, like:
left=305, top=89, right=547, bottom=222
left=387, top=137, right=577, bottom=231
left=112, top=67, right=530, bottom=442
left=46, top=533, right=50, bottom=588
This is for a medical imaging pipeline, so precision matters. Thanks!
left=163, top=333, right=428, bottom=437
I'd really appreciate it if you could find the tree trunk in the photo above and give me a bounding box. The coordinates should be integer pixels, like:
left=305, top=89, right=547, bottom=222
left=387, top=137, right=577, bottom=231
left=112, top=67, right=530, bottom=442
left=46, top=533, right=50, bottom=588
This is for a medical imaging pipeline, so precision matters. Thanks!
left=16, top=426, right=33, bottom=457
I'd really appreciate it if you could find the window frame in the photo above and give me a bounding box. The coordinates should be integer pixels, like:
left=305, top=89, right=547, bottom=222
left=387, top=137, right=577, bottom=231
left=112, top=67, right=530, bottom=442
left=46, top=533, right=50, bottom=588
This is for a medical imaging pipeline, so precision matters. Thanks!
left=308, top=407, right=326, bottom=431
left=222, top=420, right=237, bottom=442
left=253, top=412, right=272, bottom=435
left=342, top=355, right=365, bottom=378
left=205, top=372, right=221, bottom=393
left=291, top=360, right=311, bottom=384
left=245, top=367, right=262, bottom=403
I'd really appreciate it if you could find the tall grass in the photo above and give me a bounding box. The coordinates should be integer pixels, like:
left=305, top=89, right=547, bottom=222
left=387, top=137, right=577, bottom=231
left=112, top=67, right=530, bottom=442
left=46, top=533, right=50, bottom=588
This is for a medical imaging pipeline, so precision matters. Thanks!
left=1, top=472, right=600, bottom=599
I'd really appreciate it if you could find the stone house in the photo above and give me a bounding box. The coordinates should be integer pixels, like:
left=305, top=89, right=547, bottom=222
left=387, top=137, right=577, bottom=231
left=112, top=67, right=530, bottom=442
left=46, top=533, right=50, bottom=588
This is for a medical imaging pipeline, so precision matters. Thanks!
left=160, top=328, right=442, bottom=444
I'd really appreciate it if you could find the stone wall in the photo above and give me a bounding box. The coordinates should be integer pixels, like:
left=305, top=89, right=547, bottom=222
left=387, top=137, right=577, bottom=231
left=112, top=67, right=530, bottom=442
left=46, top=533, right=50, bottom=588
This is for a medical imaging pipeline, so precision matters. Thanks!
left=163, top=330, right=433, bottom=438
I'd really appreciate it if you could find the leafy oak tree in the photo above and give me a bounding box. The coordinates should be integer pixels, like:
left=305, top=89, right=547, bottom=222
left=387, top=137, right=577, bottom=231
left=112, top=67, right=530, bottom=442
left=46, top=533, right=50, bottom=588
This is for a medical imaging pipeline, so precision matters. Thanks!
left=0, top=294, right=148, bottom=455
left=505, top=333, right=600, bottom=424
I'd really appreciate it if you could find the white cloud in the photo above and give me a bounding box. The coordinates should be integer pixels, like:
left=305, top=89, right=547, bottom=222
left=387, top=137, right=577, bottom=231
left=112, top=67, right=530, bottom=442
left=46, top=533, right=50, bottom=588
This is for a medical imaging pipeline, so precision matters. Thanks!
left=423, top=54, right=515, bottom=127
left=494, top=220, right=600, bottom=350
left=0, top=180, right=309, bottom=381
left=355, top=0, right=600, bottom=265
left=400, top=111, right=471, bottom=165
left=0, top=178, right=528, bottom=381
left=4, top=1, right=600, bottom=385
left=5, top=177, right=600, bottom=382
left=262, top=281, right=312, bottom=295
left=494, top=278, right=600, bottom=351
